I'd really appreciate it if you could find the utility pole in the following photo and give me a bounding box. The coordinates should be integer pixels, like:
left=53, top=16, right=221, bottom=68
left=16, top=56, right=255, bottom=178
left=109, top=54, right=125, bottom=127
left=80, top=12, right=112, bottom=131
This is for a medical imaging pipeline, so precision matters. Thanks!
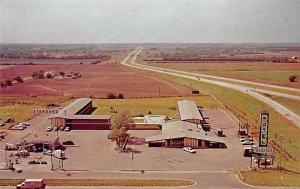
left=158, top=86, right=160, bottom=97
left=61, top=158, right=64, bottom=171
left=51, top=153, right=53, bottom=171
left=131, top=152, right=134, bottom=170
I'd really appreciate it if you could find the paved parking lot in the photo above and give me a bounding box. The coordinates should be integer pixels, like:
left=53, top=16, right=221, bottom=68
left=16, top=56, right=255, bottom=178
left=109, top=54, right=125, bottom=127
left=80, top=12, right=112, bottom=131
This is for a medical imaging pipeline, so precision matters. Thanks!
left=0, top=109, right=249, bottom=173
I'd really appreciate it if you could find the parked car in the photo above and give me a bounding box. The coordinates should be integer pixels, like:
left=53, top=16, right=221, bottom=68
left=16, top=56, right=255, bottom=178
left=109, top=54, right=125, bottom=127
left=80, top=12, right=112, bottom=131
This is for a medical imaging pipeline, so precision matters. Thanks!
left=62, top=140, right=75, bottom=145
left=54, top=126, right=59, bottom=131
left=240, top=137, right=253, bottom=142
left=46, top=127, right=53, bottom=132
left=0, top=122, right=5, bottom=127
left=183, top=147, right=196, bottom=153
left=64, top=127, right=71, bottom=132
left=241, top=141, right=255, bottom=145
left=43, top=149, right=52, bottom=156
left=22, top=122, right=30, bottom=126
left=11, top=124, right=25, bottom=130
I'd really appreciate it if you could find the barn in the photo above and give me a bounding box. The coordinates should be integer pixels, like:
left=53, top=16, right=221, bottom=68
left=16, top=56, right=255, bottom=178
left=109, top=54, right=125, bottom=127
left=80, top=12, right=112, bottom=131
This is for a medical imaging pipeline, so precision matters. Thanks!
left=49, top=98, right=111, bottom=130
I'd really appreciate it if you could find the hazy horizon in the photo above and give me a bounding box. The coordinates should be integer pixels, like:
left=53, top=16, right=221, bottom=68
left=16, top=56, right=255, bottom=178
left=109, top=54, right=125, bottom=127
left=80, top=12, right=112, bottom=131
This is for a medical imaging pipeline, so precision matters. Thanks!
left=1, top=0, right=300, bottom=44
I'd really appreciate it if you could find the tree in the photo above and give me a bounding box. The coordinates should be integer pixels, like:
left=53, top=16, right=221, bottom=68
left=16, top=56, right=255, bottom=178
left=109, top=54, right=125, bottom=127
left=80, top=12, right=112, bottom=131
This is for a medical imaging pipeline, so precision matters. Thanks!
left=109, top=110, right=134, bottom=148
left=107, top=93, right=116, bottom=99
left=31, top=72, right=38, bottom=78
left=0, top=81, right=7, bottom=87
left=4, top=79, right=12, bottom=86
left=59, top=71, right=65, bottom=77
left=13, top=76, right=23, bottom=83
left=289, top=75, right=298, bottom=82
left=118, top=93, right=124, bottom=99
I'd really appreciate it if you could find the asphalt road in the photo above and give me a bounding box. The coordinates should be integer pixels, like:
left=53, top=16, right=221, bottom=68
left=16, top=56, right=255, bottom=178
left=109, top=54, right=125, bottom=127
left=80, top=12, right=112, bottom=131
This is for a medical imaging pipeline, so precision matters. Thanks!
left=0, top=170, right=298, bottom=189
left=121, top=48, right=300, bottom=128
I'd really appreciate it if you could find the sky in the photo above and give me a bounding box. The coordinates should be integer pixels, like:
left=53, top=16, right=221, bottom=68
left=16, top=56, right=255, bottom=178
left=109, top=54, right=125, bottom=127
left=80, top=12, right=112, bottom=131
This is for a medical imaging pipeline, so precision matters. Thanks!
left=1, top=0, right=300, bottom=43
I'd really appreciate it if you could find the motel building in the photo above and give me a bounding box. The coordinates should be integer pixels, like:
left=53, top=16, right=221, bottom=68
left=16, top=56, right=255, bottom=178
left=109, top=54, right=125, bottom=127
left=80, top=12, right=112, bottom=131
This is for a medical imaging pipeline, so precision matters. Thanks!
left=146, top=100, right=226, bottom=148
left=48, top=98, right=111, bottom=130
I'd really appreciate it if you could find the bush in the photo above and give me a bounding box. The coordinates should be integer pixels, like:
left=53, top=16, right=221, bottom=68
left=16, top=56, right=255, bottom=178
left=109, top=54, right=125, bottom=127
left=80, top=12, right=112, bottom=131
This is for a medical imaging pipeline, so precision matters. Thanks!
left=289, top=75, right=298, bottom=82
left=118, top=93, right=124, bottom=99
left=32, top=70, right=45, bottom=79
left=32, top=72, right=38, bottom=78
left=13, top=76, right=23, bottom=83
left=107, top=93, right=116, bottom=99
left=59, top=71, right=65, bottom=77
left=0, top=81, right=7, bottom=87
left=4, top=79, right=12, bottom=86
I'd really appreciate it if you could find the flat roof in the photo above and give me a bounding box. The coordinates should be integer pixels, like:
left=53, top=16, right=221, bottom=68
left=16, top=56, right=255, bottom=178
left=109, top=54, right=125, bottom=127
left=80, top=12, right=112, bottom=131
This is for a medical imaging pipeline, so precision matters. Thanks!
left=178, top=100, right=203, bottom=121
left=25, top=179, right=44, bottom=182
left=48, top=98, right=111, bottom=120
left=49, top=114, right=111, bottom=120
left=61, top=98, right=92, bottom=115
left=22, top=133, right=58, bottom=142
left=146, top=121, right=224, bottom=143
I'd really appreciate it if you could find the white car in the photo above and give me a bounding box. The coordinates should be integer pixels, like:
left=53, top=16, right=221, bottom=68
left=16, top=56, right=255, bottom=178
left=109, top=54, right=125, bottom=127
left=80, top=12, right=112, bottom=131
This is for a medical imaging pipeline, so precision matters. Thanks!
left=11, top=124, right=25, bottom=130
left=22, top=122, right=30, bottom=126
left=46, top=127, right=53, bottom=132
left=183, top=147, right=196, bottom=153
left=241, top=141, right=255, bottom=145
left=240, top=138, right=253, bottom=142
left=64, top=127, right=71, bottom=132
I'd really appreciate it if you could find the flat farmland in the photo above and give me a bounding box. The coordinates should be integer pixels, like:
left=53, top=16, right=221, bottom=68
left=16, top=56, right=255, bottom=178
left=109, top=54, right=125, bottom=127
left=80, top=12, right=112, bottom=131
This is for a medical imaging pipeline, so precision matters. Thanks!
left=143, top=62, right=300, bottom=88
left=0, top=64, right=191, bottom=98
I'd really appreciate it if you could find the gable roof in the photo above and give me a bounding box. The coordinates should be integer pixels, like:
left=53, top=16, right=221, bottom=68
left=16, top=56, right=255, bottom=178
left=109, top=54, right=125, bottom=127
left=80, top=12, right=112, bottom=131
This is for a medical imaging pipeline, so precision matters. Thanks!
left=178, top=100, right=203, bottom=121
left=146, top=120, right=224, bottom=143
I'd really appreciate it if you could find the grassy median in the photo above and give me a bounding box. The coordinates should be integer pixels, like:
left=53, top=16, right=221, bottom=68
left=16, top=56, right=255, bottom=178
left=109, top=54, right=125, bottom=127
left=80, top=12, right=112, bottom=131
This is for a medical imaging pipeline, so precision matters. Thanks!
left=0, top=179, right=193, bottom=186
left=240, top=170, right=300, bottom=187
left=93, top=95, right=218, bottom=121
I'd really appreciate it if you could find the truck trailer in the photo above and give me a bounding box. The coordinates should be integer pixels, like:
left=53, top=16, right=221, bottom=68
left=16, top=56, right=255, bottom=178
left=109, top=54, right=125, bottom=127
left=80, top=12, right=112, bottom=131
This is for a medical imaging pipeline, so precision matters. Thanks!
left=16, top=179, right=45, bottom=189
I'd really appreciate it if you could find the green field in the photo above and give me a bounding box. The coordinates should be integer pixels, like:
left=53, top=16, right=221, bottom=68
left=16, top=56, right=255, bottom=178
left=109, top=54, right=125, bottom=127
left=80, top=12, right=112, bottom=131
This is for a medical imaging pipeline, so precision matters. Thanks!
left=92, top=96, right=218, bottom=122
left=240, top=170, right=300, bottom=187
left=0, top=96, right=71, bottom=129
left=202, top=71, right=300, bottom=86
left=143, top=61, right=300, bottom=88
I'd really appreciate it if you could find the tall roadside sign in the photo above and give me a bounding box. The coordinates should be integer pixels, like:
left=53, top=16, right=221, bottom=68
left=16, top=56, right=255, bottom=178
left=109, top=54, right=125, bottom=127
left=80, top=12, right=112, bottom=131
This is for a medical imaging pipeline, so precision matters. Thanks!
left=259, top=110, right=269, bottom=147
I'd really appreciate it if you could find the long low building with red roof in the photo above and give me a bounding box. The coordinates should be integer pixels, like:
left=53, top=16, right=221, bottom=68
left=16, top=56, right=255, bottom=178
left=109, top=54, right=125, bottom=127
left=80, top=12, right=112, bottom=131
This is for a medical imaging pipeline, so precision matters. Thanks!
left=48, top=98, right=111, bottom=130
